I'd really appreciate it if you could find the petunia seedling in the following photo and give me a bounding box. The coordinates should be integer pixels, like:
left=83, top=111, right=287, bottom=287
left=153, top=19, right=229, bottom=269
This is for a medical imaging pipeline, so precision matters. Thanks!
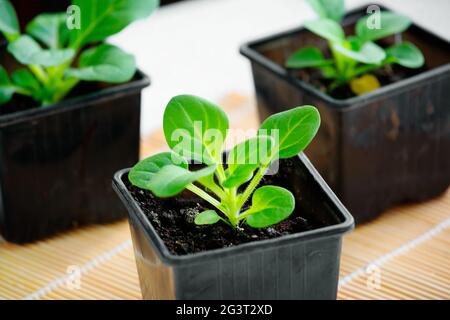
left=286, top=0, right=424, bottom=95
left=0, top=0, right=159, bottom=106
left=129, top=95, right=320, bottom=229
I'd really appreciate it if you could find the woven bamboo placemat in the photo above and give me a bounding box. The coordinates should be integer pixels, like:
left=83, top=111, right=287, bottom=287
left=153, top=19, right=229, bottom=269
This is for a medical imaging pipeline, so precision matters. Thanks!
left=0, top=94, right=449, bottom=300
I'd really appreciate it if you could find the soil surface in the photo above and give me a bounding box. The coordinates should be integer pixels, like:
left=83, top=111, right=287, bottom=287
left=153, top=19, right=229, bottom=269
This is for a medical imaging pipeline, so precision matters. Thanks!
left=293, top=64, right=426, bottom=100
left=125, top=158, right=319, bottom=255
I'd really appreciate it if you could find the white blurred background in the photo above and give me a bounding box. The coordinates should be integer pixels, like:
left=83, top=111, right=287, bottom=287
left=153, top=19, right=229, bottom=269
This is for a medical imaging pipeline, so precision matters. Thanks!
left=109, top=0, right=450, bottom=136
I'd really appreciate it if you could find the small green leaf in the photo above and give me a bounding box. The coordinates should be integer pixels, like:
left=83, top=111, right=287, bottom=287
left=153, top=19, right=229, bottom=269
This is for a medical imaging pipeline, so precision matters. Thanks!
left=245, top=186, right=295, bottom=228
left=11, top=69, right=40, bottom=93
left=306, top=0, right=345, bottom=22
left=69, top=0, right=159, bottom=48
left=385, top=42, right=424, bottom=68
left=26, top=13, right=68, bottom=49
left=129, top=151, right=216, bottom=197
left=0, top=66, right=15, bottom=105
left=66, top=44, right=136, bottom=83
left=163, top=95, right=229, bottom=165
left=356, top=11, right=411, bottom=42
left=7, top=35, right=75, bottom=67
left=0, top=0, right=19, bottom=40
left=333, top=41, right=386, bottom=64
left=319, top=65, right=338, bottom=79
left=145, top=165, right=216, bottom=198
left=259, top=105, right=320, bottom=159
left=129, top=152, right=188, bottom=189
left=286, top=47, right=334, bottom=69
left=304, top=19, right=345, bottom=43
left=195, top=210, right=220, bottom=225
left=222, top=136, right=275, bottom=188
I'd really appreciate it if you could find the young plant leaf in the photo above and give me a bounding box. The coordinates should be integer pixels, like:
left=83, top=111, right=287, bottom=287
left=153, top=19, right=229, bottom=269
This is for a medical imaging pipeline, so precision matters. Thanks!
left=26, top=13, right=68, bottom=49
left=143, top=165, right=216, bottom=198
left=129, top=152, right=188, bottom=189
left=304, top=19, right=345, bottom=43
left=69, top=0, right=159, bottom=48
left=333, top=41, right=386, bottom=64
left=129, top=151, right=216, bottom=197
left=0, top=0, right=19, bottom=40
left=306, top=0, right=345, bottom=23
left=385, top=42, right=424, bottom=68
left=245, top=186, right=295, bottom=228
left=222, top=136, right=275, bottom=188
left=195, top=210, right=221, bottom=225
left=11, top=69, right=40, bottom=95
left=7, top=35, right=75, bottom=67
left=319, top=65, right=338, bottom=79
left=356, top=11, right=411, bottom=42
left=0, top=66, right=15, bottom=104
left=286, top=47, right=334, bottom=69
left=65, top=44, right=136, bottom=83
left=163, top=95, right=229, bottom=165
left=259, top=105, right=320, bottom=159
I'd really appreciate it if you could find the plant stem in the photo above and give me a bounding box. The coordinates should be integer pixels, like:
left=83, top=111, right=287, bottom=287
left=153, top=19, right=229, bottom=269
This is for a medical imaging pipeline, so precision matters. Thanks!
left=215, top=163, right=227, bottom=183
left=237, top=164, right=268, bottom=210
left=29, top=65, right=49, bottom=84
left=329, top=42, right=346, bottom=77
left=51, top=78, right=80, bottom=104
left=37, top=48, right=80, bottom=106
left=226, top=187, right=239, bottom=227
left=186, top=183, right=227, bottom=215
left=198, top=179, right=227, bottom=200
left=236, top=208, right=254, bottom=221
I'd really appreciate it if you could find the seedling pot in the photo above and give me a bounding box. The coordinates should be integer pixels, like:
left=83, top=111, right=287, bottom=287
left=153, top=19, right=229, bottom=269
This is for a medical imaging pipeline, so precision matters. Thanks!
left=240, top=5, right=450, bottom=223
left=113, top=154, right=354, bottom=300
left=0, top=70, right=150, bottom=243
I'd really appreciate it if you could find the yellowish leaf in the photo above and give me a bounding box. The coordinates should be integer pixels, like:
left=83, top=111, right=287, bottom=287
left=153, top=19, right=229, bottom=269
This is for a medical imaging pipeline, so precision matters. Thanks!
left=350, top=74, right=381, bottom=96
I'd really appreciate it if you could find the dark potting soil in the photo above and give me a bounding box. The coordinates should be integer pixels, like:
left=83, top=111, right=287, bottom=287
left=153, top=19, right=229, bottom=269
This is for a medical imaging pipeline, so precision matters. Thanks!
left=291, top=64, right=426, bottom=100
left=125, top=158, right=320, bottom=255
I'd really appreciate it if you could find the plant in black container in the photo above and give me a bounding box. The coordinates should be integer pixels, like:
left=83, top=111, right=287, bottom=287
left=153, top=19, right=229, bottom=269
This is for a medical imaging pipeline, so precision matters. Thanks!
left=113, top=95, right=353, bottom=300
left=0, top=0, right=159, bottom=243
left=240, top=1, right=450, bottom=223
left=285, top=0, right=424, bottom=96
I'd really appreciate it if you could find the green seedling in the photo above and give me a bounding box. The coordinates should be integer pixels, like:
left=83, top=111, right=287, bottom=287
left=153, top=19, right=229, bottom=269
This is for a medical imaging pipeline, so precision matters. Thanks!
left=286, top=0, right=424, bottom=95
left=0, top=0, right=159, bottom=106
left=129, top=95, right=321, bottom=229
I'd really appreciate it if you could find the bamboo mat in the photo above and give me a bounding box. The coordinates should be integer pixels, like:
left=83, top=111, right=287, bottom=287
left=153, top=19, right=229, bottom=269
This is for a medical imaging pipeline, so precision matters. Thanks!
left=0, top=94, right=449, bottom=300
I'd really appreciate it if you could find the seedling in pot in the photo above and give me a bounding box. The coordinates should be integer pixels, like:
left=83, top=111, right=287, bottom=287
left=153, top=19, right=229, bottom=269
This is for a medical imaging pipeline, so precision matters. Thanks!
left=0, top=0, right=158, bottom=106
left=286, top=0, right=424, bottom=95
left=129, top=95, right=320, bottom=229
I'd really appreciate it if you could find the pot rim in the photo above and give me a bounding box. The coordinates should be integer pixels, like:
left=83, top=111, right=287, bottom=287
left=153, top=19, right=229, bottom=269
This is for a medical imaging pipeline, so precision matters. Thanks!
left=113, top=153, right=354, bottom=266
left=239, top=4, right=450, bottom=109
left=0, top=70, right=150, bottom=128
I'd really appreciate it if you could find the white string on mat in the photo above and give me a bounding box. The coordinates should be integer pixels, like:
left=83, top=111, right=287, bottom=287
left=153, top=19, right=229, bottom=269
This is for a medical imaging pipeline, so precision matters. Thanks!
left=338, top=217, right=450, bottom=288
left=23, top=239, right=132, bottom=300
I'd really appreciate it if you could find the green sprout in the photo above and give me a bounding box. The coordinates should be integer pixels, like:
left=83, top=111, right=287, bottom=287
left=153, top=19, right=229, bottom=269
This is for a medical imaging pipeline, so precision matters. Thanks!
left=286, top=0, right=424, bottom=96
left=129, top=95, right=321, bottom=229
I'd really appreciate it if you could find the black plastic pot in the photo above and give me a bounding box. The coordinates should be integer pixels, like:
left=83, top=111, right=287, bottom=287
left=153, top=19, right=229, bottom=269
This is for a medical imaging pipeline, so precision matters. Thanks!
left=113, top=154, right=354, bottom=300
left=0, top=72, right=150, bottom=243
left=240, top=5, right=450, bottom=223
